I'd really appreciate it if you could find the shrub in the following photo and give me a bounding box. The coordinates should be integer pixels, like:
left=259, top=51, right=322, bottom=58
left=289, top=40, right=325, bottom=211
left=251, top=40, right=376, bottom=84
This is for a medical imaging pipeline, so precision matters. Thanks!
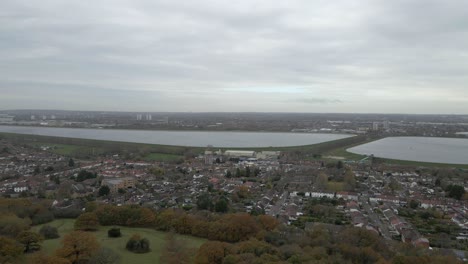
left=39, top=225, right=59, bottom=240
left=126, top=234, right=150, bottom=253
left=107, top=228, right=121, bottom=238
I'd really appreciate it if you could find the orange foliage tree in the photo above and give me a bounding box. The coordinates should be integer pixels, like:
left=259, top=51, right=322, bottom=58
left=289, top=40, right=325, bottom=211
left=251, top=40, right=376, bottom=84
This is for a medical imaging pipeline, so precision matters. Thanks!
left=55, top=231, right=100, bottom=264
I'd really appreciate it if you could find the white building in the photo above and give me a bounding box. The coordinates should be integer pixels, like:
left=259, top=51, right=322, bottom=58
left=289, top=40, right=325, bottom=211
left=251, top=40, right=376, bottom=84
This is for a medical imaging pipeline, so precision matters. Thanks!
left=0, top=114, right=14, bottom=123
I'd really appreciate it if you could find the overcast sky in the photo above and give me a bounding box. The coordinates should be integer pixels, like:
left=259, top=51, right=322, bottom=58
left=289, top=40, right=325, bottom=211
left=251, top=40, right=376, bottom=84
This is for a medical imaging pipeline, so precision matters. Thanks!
left=1, top=0, right=468, bottom=114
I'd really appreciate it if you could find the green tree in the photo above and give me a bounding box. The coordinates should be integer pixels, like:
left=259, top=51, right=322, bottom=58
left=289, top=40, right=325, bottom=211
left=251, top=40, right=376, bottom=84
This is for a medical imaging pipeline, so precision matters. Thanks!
left=245, top=167, right=251, bottom=177
left=98, top=186, right=110, bottom=197
left=446, top=185, right=465, bottom=200
left=126, top=234, right=150, bottom=254
left=68, top=158, right=75, bottom=167
left=225, top=170, right=232, bottom=178
left=39, top=225, right=59, bottom=240
left=17, top=231, right=43, bottom=253
left=196, top=193, right=213, bottom=211
left=215, top=199, right=228, bottom=213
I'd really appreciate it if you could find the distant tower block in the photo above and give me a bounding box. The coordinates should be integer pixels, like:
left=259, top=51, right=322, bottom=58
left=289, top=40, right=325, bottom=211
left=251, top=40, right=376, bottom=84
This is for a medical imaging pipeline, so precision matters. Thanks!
left=50, top=115, right=56, bottom=119
left=372, top=122, right=379, bottom=131
left=42, top=115, right=47, bottom=120
left=383, top=120, right=390, bottom=130
left=31, top=115, right=35, bottom=120
left=146, top=114, right=152, bottom=121
left=136, top=114, right=143, bottom=120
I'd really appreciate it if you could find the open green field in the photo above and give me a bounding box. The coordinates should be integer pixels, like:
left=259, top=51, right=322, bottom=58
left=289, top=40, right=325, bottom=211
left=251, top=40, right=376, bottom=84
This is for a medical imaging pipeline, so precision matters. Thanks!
left=33, top=219, right=206, bottom=264
left=143, top=153, right=184, bottom=162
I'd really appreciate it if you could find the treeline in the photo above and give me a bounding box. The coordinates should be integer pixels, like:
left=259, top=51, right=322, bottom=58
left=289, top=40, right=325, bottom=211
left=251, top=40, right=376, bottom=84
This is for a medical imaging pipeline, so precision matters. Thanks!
left=195, top=224, right=463, bottom=264
left=93, top=204, right=278, bottom=243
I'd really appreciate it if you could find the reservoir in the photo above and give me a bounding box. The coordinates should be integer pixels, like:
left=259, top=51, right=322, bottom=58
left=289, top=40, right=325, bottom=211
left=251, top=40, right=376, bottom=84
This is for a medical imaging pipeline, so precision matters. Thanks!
left=0, top=125, right=352, bottom=148
left=348, top=137, right=468, bottom=164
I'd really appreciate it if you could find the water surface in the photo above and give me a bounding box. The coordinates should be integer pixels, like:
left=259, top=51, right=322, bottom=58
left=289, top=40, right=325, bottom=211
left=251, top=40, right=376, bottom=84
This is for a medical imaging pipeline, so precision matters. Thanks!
left=0, top=125, right=352, bottom=148
left=348, top=137, right=468, bottom=164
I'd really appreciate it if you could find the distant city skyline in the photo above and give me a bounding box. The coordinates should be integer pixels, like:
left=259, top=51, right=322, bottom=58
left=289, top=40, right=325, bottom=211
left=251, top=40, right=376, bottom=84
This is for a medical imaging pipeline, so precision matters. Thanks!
left=1, top=1, right=468, bottom=114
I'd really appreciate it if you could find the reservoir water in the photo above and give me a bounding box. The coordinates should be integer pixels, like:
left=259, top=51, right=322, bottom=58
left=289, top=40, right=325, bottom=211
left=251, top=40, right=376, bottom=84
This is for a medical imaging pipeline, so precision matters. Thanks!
left=348, top=137, right=468, bottom=164
left=0, top=125, right=352, bottom=148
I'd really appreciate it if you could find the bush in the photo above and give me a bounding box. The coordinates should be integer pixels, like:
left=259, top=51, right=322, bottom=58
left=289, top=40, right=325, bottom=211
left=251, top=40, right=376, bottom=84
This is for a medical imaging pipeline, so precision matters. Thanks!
left=126, top=234, right=150, bottom=253
left=107, top=228, right=121, bottom=238
left=39, top=225, right=60, bottom=239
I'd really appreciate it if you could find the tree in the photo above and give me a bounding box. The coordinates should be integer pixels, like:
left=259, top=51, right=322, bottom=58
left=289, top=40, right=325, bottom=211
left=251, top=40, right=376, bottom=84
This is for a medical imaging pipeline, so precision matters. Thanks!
left=88, top=247, right=120, bottom=264
left=74, top=212, right=99, bottom=231
left=236, top=168, right=242, bottom=178
left=409, top=200, right=419, bottom=209
left=39, top=225, right=60, bottom=240
left=195, top=241, right=229, bottom=264
left=343, top=169, right=356, bottom=191
left=68, top=158, right=75, bottom=167
left=196, top=193, right=213, bottom=211
left=336, top=161, right=344, bottom=169
left=126, top=234, right=150, bottom=254
left=17, top=231, right=43, bottom=253
left=98, top=185, right=110, bottom=197
left=225, top=170, right=232, bottom=178
left=160, top=231, right=193, bottom=264
left=245, top=167, right=251, bottom=177
left=28, top=253, right=71, bottom=264
left=316, top=172, right=328, bottom=190
left=446, top=185, right=465, bottom=200
left=56, top=231, right=100, bottom=264
left=0, top=236, right=23, bottom=263
left=118, top=188, right=126, bottom=194
left=107, top=228, right=121, bottom=238
left=76, top=170, right=97, bottom=182
left=215, top=199, right=228, bottom=213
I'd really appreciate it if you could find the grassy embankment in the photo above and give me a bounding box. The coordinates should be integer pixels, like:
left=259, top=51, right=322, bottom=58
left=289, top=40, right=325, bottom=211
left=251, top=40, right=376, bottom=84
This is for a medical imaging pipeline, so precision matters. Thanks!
left=33, top=219, right=205, bottom=264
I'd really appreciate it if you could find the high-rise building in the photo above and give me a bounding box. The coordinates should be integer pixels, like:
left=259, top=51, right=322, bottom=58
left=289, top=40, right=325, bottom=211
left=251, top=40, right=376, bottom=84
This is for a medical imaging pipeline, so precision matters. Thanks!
left=383, top=120, right=390, bottom=130
left=372, top=122, right=379, bottom=131
left=136, top=114, right=143, bottom=120
left=146, top=114, right=152, bottom=121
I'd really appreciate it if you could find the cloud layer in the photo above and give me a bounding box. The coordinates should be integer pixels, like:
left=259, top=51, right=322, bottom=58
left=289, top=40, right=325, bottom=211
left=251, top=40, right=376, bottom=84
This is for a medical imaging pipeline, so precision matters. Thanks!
left=1, top=0, right=468, bottom=113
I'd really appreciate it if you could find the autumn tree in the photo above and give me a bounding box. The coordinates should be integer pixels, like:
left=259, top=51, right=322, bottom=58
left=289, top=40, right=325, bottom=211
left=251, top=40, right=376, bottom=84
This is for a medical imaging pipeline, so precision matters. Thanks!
left=74, top=212, right=99, bottom=231
left=17, top=231, right=43, bottom=253
left=55, top=231, right=100, bottom=264
left=343, top=169, right=356, bottom=191
left=88, top=247, right=120, bottom=264
left=160, top=231, right=194, bottom=264
left=28, top=253, right=71, bottom=264
left=195, top=241, right=230, bottom=264
left=258, top=215, right=279, bottom=231
left=0, top=213, right=31, bottom=237
left=0, top=236, right=23, bottom=263
left=316, top=172, right=329, bottom=190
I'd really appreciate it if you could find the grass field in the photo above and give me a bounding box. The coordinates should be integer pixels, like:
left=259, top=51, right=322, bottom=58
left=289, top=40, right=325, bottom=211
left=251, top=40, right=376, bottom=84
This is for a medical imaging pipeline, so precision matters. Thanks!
left=33, top=219, right=206, bottom=264
left=143, top=153, right=184, bottom=162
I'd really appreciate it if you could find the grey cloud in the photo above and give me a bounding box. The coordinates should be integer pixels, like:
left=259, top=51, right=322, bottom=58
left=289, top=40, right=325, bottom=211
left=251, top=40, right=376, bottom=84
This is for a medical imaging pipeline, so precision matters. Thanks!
left=0, top=0, right=468, bottom=113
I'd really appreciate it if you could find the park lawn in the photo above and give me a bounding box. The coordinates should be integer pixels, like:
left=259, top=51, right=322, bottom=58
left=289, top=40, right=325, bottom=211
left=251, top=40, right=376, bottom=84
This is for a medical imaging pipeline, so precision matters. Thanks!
left=143, top=153, right=183, bottom=162
left=33, top=219, right=206, bottom=264
left=31, top=142, right=102, bottom=156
